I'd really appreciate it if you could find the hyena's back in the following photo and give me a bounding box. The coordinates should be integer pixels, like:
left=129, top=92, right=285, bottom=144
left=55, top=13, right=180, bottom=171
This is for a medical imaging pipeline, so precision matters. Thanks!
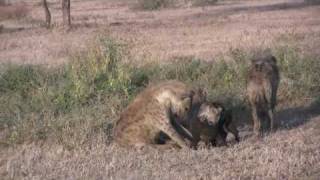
left=247, top=55, right=279, bottom=110
left=113, top=80, right=197, bottom=148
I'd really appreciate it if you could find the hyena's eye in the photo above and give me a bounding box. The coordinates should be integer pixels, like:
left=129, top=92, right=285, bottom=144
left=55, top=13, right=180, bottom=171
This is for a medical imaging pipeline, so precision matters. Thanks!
left=199, top=116, right=206, bottom=122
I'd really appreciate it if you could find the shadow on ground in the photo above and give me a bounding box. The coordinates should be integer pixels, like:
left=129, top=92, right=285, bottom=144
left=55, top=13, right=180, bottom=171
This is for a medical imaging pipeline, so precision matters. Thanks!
left=181, top=1, right=320, bottom=24
left=228, top=97, right=320, bottom=140
left=224, top=1, right=320, bottom=14
left=276, top=99, right=320, bottom=129
left=0, top=26, right=26, bottom=34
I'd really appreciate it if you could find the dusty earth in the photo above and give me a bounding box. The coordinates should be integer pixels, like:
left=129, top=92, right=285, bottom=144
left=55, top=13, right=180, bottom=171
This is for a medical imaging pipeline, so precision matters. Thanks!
left=1, top=0, right=320, bottom=179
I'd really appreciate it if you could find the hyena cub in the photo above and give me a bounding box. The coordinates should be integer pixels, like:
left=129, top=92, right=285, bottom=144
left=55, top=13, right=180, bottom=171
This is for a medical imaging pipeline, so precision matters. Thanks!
left=190, top=102, right=239, bottom=148
left=113, top=80, right=205, bottom=149
left=247, top=54, right=280, bottom=137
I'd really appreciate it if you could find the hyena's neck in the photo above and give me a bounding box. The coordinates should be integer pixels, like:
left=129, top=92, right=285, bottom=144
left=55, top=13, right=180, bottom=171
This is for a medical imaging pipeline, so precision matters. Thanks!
left=155, top=91, right=176, bottom=108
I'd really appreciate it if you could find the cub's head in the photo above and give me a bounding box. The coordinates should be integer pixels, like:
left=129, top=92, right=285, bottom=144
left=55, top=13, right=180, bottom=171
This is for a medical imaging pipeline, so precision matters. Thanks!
left=197, top=102, right=224, bottom=126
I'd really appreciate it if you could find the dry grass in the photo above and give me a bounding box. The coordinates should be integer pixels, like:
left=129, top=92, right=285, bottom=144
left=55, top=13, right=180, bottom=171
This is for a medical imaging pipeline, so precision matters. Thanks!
left=1, top=0, right=320, bottom=179
left=0, top=2, right=29, bottom=21
left=1, top=117, right=320, bottom=179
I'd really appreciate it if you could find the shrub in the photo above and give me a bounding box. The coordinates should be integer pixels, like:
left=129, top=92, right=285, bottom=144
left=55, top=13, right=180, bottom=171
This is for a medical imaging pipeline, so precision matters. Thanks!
left=136, top=0, right=174, bottom=10
left=0, top=38, right=134, bottom=145
left=191, top=0, right=218, bottom=6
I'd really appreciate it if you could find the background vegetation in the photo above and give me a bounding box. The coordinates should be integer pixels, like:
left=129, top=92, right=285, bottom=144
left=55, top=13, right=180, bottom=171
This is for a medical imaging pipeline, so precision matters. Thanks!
left=135, top=0, right=219, bottom=10
left=1, top=37, right=319, bottom=149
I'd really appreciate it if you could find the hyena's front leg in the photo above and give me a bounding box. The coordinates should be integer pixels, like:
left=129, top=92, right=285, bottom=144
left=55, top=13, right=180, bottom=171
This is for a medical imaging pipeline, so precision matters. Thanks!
left=268, top=108, right=274, bottom=132
left=158, top=123, right=191, bottom=149
left=155, top=112, right=192, bottom=149
left=251, top=105, right=261, bottom=137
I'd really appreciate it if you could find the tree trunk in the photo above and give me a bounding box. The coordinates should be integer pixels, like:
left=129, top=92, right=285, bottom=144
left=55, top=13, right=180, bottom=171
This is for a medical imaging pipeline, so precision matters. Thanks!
left=42, top=0, right=51, bottom=28
left=62, top=0, right=71, bottom=28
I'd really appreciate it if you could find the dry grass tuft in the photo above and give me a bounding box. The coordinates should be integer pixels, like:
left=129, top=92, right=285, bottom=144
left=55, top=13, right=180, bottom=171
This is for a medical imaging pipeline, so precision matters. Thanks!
left=1, top=116, right=319, bottom=179
left=192, top=0, right=218, bottom=7
left=134, top=0, right=220, bottom=10
left=136, top=0, right=175, bottom=10
left=0, top=2, right=29, bottom=21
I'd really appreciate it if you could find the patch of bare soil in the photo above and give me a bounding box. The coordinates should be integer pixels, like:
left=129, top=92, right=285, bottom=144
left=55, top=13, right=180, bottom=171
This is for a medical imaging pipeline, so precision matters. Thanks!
left=0, top=0, right=320, bottom=65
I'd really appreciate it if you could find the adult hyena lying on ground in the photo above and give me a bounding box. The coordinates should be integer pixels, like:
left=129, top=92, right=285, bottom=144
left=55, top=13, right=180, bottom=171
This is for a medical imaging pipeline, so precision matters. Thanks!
left=247, top=53, right=280, bottom=137
left=113, top=80, right=206, bottom=149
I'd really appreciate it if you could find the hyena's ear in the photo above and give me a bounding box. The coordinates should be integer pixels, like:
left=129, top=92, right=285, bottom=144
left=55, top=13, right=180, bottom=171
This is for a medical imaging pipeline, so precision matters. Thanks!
left=197, top=88, right=207, bottom=99
left=191, top=87, right=207, bottom=104
left=270, top=55, right=277, bottom=64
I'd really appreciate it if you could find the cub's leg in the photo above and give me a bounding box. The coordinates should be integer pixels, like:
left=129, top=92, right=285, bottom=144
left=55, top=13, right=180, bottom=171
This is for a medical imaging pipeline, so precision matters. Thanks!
left=225, top=122, right=240, bottom=142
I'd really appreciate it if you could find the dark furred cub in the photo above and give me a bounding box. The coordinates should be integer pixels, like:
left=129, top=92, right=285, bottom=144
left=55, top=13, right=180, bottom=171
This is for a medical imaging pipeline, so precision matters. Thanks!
left=190, top=102, right=239, bottom=148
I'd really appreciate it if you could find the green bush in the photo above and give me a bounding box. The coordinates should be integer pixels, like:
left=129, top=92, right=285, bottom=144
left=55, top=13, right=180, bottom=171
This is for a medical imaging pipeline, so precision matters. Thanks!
left=275, top=46, right=320, bottom=103
left=0, top=38, right=134, bottom=145
left=192, top=0, right=218, bottom=6
left=136, top=0, right=173, bottom=10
